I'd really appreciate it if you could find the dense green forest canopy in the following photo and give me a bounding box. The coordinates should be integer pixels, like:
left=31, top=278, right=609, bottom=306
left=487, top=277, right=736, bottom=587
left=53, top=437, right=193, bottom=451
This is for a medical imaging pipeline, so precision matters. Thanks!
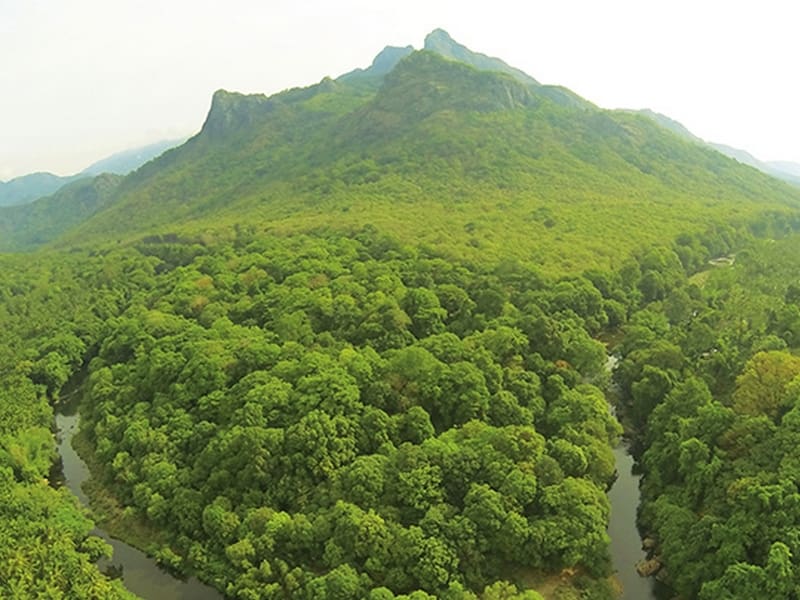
left=0, top=252, right=138, bottom=598
left=1, top=227, right=630, bottom=598
left=4, top=214, right=800, bottom=599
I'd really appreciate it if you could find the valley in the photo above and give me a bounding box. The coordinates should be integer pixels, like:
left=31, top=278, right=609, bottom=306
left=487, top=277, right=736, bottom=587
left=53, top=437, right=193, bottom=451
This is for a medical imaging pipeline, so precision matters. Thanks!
left=2, top=28, right=800, bottom=600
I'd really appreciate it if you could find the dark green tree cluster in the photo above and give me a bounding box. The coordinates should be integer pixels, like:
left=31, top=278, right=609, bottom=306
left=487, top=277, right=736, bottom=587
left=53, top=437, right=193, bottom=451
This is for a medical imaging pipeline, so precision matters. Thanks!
left=73, top=228, right=623, bottom=598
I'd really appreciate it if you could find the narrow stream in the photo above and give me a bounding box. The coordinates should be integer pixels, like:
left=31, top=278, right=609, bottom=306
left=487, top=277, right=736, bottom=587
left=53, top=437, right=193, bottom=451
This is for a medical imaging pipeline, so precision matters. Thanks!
left=54, top=401, right=224, bottom=600
left=607, top=446, right=658, bottom=599
left=604, top=353, right=666, bottom=599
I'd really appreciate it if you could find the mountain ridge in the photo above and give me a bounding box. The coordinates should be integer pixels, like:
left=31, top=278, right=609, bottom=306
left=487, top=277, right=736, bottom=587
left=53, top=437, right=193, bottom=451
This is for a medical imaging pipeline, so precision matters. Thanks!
left=339, top=45, right=415, bottom=83
left=41, top=33, right=799, bottom=276
left=4, top=29, right=799, bottom=276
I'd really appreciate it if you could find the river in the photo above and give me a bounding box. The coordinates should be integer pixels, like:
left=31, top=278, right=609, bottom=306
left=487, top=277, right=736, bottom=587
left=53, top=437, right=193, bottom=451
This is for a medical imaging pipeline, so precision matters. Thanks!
left=54, top=401, right=224, bottom=600
left=605, top=353, right=667, bottom=600
left=608, top=445, right=660, bottom=599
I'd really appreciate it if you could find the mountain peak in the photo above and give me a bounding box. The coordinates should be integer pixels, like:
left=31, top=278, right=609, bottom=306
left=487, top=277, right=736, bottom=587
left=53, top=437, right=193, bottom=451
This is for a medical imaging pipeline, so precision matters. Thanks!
left=370, top=45, right=415, bottom=76
left=424, top=28, right=456, bottom=46
left=338, top=45, right=414, bottom=83
left=423, top=28, right=539, bottom=87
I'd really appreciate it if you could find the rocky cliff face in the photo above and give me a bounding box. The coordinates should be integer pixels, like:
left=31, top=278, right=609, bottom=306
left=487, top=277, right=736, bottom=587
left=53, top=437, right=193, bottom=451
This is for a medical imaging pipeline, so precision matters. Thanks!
left=200, top=90, right=276, bottom=139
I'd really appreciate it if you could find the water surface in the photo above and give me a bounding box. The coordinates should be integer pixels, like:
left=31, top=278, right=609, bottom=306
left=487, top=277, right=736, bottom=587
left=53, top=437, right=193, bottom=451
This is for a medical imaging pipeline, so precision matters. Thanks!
left=55, top=404, right=224, bottom=600
left=607, top=446, right=658, bottom=599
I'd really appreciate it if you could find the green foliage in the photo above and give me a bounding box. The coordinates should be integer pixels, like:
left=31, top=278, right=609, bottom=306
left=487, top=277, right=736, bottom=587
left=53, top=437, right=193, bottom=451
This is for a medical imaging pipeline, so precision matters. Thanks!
left=614, top=234, right=800, bottom=597
left=0, top=471, right=134, bottom=598
left=732, top=351, right=800, bottom=418
left=0, top=251, right=145, bottom=597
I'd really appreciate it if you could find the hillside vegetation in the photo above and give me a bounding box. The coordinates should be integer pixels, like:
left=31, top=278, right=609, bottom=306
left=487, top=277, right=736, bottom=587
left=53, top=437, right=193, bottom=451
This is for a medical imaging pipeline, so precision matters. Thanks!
left=26, top=47, right=799, bottom=275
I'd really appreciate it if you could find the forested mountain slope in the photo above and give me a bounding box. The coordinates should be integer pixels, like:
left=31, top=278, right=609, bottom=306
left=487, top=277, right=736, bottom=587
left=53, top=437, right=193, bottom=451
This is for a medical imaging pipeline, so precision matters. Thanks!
left=636, top=109, right=800, bottom=187
left=48, top=41, right=800, bottom=274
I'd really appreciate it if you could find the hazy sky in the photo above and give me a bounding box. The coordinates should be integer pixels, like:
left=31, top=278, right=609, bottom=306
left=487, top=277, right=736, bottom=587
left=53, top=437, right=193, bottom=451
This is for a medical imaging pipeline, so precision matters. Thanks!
left=2, top=0, right=799, bottom=180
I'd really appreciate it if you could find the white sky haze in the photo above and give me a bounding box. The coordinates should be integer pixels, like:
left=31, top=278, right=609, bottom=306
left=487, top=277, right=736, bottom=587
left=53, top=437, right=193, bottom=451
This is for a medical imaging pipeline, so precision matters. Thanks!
left=2, top=0, right=799, bottom=180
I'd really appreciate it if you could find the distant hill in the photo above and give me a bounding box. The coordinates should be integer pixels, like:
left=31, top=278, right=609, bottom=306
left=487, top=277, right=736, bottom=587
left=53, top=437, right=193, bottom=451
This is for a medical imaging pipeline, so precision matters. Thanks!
left=707, top=143, right=800, bottom=186
left=0, top=138, right=184, bottom=208
left=0, top=174, right=122, bottom=252
left=767, top=160, right=800, bottom=178
left=80, top=138, right=187, bottom=177
left=338, top=45, right=415, bottom=83
left=636, top=109, right=800, bottom=186
left=43, top=31, right=799, bottom=274
left=0, top=172, right=81, bottom=208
